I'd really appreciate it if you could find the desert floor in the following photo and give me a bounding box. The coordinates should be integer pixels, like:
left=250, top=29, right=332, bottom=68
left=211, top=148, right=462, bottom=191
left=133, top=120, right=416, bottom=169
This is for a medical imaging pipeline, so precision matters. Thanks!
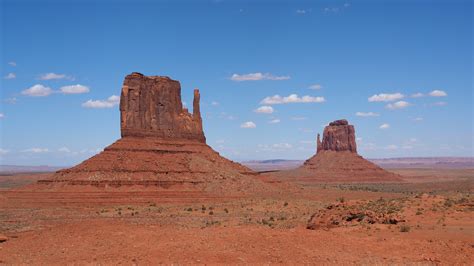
left=0, top=168, right=473, bottom=264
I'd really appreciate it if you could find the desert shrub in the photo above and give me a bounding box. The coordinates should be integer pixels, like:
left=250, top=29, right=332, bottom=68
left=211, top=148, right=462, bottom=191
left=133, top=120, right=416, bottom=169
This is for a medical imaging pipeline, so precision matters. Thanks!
left=400, top=225, right=410, bottom=232
left=224, top=208, right=229, bottom=213
left=338, top=197, right=345, bottom=203
left=209, top=211, right=214, bottom=215
left=201, top=205, right=206, bottom=211
left=187, top=208, right=193, bottom=212
left=283, top=202, right=288, bottom=207
left=416, top=211, right=422, bottom=215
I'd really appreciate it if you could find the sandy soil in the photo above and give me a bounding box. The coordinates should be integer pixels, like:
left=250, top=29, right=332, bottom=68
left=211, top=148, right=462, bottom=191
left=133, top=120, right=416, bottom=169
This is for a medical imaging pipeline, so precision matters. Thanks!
left=0, top=169, right=472, bottom=264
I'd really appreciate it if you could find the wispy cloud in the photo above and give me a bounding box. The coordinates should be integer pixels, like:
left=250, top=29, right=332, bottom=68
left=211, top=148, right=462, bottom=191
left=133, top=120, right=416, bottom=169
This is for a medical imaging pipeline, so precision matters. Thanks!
left=386, top=100, right=411, bottom=110
left=268, top=119, right=280, bottom=124
left=22, top=148, right=49, bottom=153
left=240, top=121, right=256, bottom=128
left=355, top=112, right=379, bottom=117
left=22, top=84, right=53, bottom=97
left=308, top=84, right=322, bottom=90
left=82, top=95, right=120, bottom=108
left=431, top=101, right=447, bottom=106
left=368, top=93, right=404, bottom=102
left=261, top=94, right=325, bottom=105
left=4, top=97, right=17, bottom=104
left=230, top=72, right=290, bottom=81
left=413, top=117, right=423, bottom=122
left=0, top=113, right=4, bottom=119
left=211, top=101, right=219, bottom=106
left=379, top=123, right=390, bottom=129
left=254, top=106, right=274, bottom=114
left=296, top=9, right=311, bottom=15
left=8, top=61, right=16, bottom=67
left=58, top=147, right=71, bottom=153
left=411, top=92, right=424, bottom=98
left=60, top=84, right=90, bottom=94
left=0, top=148, right=9, bottom=155
left=429, top=90, right=447, bottom=97
left=291, top=116, right=306, bottom=121
left=4, top=73, right=16, bottom=79
left=39, top=72, right=73, bottom=80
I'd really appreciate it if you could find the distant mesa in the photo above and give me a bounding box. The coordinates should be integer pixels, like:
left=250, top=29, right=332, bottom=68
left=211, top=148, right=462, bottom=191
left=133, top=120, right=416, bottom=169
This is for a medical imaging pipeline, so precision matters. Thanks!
left=272, top=119, right=402, bottom=183
left=35, top=72, right=269, bottom=194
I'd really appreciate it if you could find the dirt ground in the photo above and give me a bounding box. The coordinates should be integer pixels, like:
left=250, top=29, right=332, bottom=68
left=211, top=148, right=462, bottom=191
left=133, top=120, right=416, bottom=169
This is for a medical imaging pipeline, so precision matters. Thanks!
left=0, top=169, right=473, bottom=264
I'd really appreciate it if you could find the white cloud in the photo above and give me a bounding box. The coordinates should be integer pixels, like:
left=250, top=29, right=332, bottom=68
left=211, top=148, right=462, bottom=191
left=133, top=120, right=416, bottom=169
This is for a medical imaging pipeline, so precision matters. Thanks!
left=386, top=100, right=411, bottom=110
left=413, top=117, right=423, bottom=122
left=0, top=113, right=4, bottom=119
left=385, top=144, right=398, bottom=150
left=308, top=84, right=322, bottom=90
left=411, top=92, right=424, bottom=98
left=82, top=95, right=120, bottom=108
left=379, top=123, right=390, bottom=129
left=8, top=61, right=16, bottom=67
left=4, top=73, right=16, bottom=79
left=272, top=143, right=292, bottom=149
left=429, top=90, right=447, bottom=97
left=230, top=72, right=290, bottom=81
left=240, top=121, right=256, bottom=128
left=431, top=101, right=447, bottom=106
left=254, top=106, right=274, bottom=114
left=22, top=148, right=49, bottom=153
left=324, top=7, right=340, bottom=13
left=296, top=9, right=308, bottom=14
left=368, top=93, right=404, bottom=102
left=39, top=72, right=72, bottom=80
left=260, top=94, right=325, bottom=105
left=22, top=84, right=53, bottom=97
left=0, top=148, right=9, bottom=155
left=355, top=112, right=379, bottom=117
left=5, top=97, right=17, bottom=104
left=60, top=84, right=90, bottom=94
left=269, top=119, right=280, bottom=124
left=58, top=147, right=71, bottom=153
left=211, top=101, right=219, bottom=106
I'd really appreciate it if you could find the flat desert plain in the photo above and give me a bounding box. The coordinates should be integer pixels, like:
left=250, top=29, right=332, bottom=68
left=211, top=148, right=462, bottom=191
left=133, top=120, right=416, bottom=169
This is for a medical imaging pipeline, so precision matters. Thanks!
left=0, top=167, right=472, bottom=264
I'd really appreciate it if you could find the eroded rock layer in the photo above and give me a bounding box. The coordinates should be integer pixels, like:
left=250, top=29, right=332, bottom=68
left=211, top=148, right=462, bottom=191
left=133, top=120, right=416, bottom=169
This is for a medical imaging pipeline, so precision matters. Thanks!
left=273, top=119, right=401, bottom=182
left=36, top=73, right=271, bottom=194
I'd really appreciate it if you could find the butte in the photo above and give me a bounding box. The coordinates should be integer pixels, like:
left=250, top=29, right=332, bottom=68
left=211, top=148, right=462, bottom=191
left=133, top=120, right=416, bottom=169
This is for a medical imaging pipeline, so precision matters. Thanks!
left=273, top=119, right=401, bottom=183
left=36, top=72, right=269, bottom=194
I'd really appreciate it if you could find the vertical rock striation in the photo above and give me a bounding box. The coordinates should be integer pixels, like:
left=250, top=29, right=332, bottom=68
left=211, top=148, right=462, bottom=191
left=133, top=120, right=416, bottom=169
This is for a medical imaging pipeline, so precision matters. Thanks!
left=317, top=119, right=357, bottom=153
left=120, top=72, right=206, bottom=143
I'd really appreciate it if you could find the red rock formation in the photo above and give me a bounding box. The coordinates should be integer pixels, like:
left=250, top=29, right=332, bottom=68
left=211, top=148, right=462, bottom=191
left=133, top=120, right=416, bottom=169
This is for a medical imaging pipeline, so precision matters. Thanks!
left=272, top=119, right=401, bottom=182
left=317, top=119, right=356, bottom=153
left=120, top=72, right=205, bottom=143
left=37, top=73, right=271, bottom=194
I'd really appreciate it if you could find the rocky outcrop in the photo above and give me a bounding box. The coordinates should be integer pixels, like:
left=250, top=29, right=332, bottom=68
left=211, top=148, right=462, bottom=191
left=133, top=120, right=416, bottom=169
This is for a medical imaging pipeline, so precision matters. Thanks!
left=120, top=72, right=205, bottom=143
left=37, top=73, right=270, bottom=195
left=271, top=119, right=402, bottom=182
left=317, top=119, right=356, bottom=153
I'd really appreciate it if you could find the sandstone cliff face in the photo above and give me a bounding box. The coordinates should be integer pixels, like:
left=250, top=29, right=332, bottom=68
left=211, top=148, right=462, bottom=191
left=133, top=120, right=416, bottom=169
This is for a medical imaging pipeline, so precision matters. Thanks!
left=317, top=119, right=357, bottom=153
left=120, top=72, right=206, bottom=143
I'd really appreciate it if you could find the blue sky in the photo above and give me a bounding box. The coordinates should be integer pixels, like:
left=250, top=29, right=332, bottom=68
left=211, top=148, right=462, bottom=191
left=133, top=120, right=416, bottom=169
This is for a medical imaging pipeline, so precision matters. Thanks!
left=0, top=0, right=472, bottom=166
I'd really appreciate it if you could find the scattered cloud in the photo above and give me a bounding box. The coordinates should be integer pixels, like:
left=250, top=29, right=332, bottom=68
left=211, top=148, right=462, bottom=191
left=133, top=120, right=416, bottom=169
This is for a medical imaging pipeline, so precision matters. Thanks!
left=21, top=84, right=53, bottom=97
left=296, top=9, right=311, bottom=14
left=258, top=143, right=293, bottom=151
left=0, top=113, right=4, bottom=119
left=230, top=72, right=290, bottom=81
left=379, top=123, right=390, bottom=129
left=58, top=147, right=71, bottom=153
left=0, top=148, right=9, bottom=155
left=8, top=61, right=16, bottom=67
left=22, top=148, right=49, bottom=153
left=39, top=72, right=73, bottom=80
left=431, top=101, right=447, bottom=106
left=4, top=73, right=16, bottom=79
left=429, top=90, right=447, bottom=97
left=82, top=95, right=120, bottom=108
left=385, top=144, right=398, bottom=150
left=254, top=105, right=274, bottom=114
left=386, top=100, right=411, bottom=110
left=272, top=143, right=293, bottom=149
left=211, top=101, right=219, bottom=106
left=240, top=121, right=256, bottom=128
left=413, top=117, right=423, bottom=122
left=308, top=84, right=322, bottom=90
left=411, top=92, right=424, bottom=98
left=261, top=94, right=325, bottom=105
left=355, top=112, right=379, bottom=117
left=4, top=97, right=17, bottom=104
left=269, top=119, right=280, bottom=124
left=368, top=93, right=404, bottom=102
left=324, top=7, right=340, bottom=13
left=219, top=112, right=236, bottom=120
left=60, top=84, right=90, bottom=94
